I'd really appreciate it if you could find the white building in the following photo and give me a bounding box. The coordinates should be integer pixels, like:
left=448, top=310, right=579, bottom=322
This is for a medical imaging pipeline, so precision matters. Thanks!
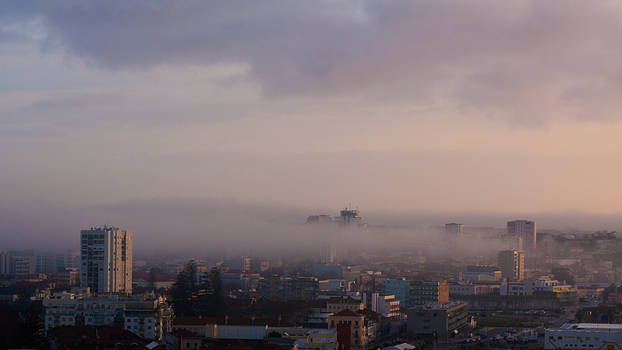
left=80, top=226, right=132, bottom=294
left=545, top=323, right=622, bottom=349
left=365, top=292, right=401, bottom=318
left=43, top=293, right=173, bottom=340
left=507, top=220, right=536, bottom=250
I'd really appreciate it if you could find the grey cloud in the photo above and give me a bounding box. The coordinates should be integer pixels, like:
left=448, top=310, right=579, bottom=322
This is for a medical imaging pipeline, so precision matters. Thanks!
left=4, top=1, right=622, bottom=123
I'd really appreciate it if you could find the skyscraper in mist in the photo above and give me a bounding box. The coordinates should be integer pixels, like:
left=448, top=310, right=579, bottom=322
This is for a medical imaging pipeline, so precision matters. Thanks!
left=507, top=220, right=536, bottom=250
left=498, top=249, right=524, bottom=281
left=80, top=226, right=133, bottom=294
left=445, top=223, right=464, bottom=236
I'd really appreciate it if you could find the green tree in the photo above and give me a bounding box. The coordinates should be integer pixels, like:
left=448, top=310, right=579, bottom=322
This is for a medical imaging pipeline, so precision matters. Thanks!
left=209, top=267, right=225, bottom=316
left=172, top=260, right=198, bottom=316
left=15, top=303, right=48, bottom=349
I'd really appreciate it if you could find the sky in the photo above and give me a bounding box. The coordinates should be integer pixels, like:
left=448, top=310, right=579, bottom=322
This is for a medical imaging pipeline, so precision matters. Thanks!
left=3, top=1, right=622, bottom=251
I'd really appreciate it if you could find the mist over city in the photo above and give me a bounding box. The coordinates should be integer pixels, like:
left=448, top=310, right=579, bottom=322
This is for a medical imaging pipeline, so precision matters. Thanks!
left=3, top=1, right=622, bottom=350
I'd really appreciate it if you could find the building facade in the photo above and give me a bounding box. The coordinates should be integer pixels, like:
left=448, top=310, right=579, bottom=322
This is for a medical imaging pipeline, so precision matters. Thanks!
left=545, top=323, right=622, bottom=350
left=498, top=250, right=525, bottom=281
left=507, top=220, right=536, bottom=250
left=407, top=302, right=469, bottom=341
left=408, top=280, right=450, bottom=307
left=43, top=293, right=173, bottom=341
left=328, top=310, right=368, bottom=350
left=259, top=275, right=319, bottom=301
left=80, top=226, right=133, bottom=294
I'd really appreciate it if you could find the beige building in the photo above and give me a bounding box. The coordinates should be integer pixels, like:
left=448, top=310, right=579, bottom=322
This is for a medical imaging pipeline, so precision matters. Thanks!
left=328, top=310, right=368, bottom=350
left=80, top=226, right=132, bottom=294
left=498, top=249, right=525, bottom=281
left=43, top=293, right=172, bottom=340
left=326, top=296, right=364, bottom=313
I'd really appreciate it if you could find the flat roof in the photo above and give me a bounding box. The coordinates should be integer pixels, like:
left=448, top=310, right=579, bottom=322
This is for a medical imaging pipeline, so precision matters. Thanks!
left=560, top=323, right=622, bottom=330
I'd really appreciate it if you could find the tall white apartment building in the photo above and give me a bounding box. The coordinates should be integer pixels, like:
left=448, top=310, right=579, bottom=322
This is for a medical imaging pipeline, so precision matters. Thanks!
left=80, top=226, right=132, bottom=294
left=507, top=220, right=536, bottom=250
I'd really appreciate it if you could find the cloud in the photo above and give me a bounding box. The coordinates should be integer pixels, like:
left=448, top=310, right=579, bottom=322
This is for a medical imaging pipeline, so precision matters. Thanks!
left=3, top=1, right=622, bottom=124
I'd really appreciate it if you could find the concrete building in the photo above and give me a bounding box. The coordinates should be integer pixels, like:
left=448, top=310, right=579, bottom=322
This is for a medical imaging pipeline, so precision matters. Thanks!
left=462, top=265, right=502, bottom=282
left=0, top=250, right=9, bottom=275
left=545, top=323, right=622, bottom=350
left=500, top=281, right=528, bottom=296
left=445, top=223, right=464, bottom=237
left=326, top=296, right=364, bottom=313
left=80, top=226, right=133, bottom=294
left=379, top=279, right=410, bottom=307
left=407, top=302, right=469, bottom=341
left=408, top=280, right=449, bottom=307
left=364, top=292, right=401, bottom=318
left=449, top=281, right=499, bottom=296
left=11, top=250, right=36, bottom=276
left=312, top=264, right=343, bottom=279
left=259, top=275, right=319, bottom=301
left=319, top=279, right=352, bottom=292
left=380, top=279, right=449, bottom=308
left=328, top=310, right=368, bottom=350
left=507, top=220, right=536, bottom=250
left=269, top=327, right=337, bottom=350
left=498, top=250, right=525, bottom=281
left=43, top=293, right=172, bottom=341
left=338, top=208, right=363, bottom=226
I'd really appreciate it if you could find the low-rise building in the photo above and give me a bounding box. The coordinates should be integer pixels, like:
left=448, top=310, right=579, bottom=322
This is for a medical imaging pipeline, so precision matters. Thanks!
left=326, top=296, right=363, bottom=313
left=406, top=302, right=469, bottom=341
left=545, top=323, right=622, bottom=350
left=449, top=281, right=499, bottom=296
left=259, top=275, right=319, bottom=301
left=462, top=266, right=502, bottom=282
left=173, top=316, right=296, bottom=340
left=328, top=310, right=368, bottom=350
left=43, top=293, right=173, bottom=341
left=269, top=327, right=337, bottom=350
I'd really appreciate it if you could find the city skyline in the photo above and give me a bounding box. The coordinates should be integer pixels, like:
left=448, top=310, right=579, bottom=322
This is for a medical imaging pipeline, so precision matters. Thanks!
left=4, top=2, right=622, bottom=349
left=2, top=2, right=622, bottom=224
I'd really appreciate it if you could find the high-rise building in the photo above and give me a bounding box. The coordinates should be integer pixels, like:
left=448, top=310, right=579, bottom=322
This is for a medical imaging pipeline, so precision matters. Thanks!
left=507, top=220, right=536, bottom=250
left=338, top=208, right=362, bottom=226
left=0, top=251, right=10, bottom=275
left=445, top=223, right=464, bottom=236
left=497, top=249, right=525, bottom=281
left=10, top=250, right=36, bottom=276
left=80, top=226, right=133, bottom=294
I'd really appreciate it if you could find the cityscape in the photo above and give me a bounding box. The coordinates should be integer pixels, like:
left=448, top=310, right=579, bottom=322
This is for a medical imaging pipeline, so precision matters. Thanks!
left=3, top=211, right=622, bottom=349
left=3, top=1, right=622, bottom=350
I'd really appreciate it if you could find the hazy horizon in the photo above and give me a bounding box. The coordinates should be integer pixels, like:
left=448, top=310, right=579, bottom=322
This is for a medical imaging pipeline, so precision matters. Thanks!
left=3, top=1, right=622, bottom=253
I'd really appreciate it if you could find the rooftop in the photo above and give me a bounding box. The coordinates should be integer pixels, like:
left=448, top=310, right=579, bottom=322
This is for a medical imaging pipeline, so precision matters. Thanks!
left=559, top=323, right=622, bottom=331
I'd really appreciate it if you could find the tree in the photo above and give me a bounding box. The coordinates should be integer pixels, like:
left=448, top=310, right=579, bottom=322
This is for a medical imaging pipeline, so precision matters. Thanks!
left=15, top=303, right=48, bottom=349
left=209, top=267, right=225, bottom=316
left=172, top=260, right=198, bottom=316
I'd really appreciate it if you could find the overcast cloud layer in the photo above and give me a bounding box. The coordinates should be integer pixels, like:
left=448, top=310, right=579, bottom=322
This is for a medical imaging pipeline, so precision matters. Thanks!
left=3, top=1, right=622, bottom=250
